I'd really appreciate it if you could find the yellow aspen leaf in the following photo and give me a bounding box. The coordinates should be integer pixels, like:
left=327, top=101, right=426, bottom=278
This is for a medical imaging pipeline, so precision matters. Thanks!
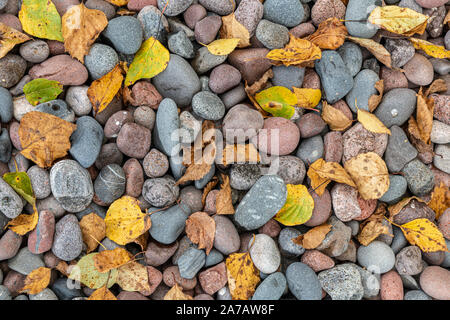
left=409, top=38, right=450, bottom=59
left=19, top=111, right=77, bottom=169
left=368, top=80, right=384, bottom=112
left=309, top=158, right=356, bottom=187
left=133, top=232, right=149, bottom=251
left=80, top=213, right=106, bottom=253
left=202, top=177, right=219, bottom=207
left=292, top=223, right=332, bottom=249
left=62, top=4, right=108, bottom=63
left=347, top=36, right=392, bottom=68
left=344, top=152, right=390, bottom=200
left=306, top=17, right=348, bottom=50
left=20, top=267, right=51, bottom=294
left=357, top=109, right=391, bottom=135
left=69, top=253, right=118, bottom=289
left=414, top=87, right=434, bottom=144
left=368, top=6, right=428, bottom=36
left=204, top=38, right=240, bottom=56
left=219, top=13, right=250, bottom=48
left=105, top=0, right=129, bottom=6
left=0, top=22, right=31, bottom=59
left=293, top=88, right=321, bottom=109
left=275, top=184, right=314, bottom=226
left=116, top=261, right=151, bottom=292
left=104, top=196, right=152, bottom=245
left=164, top=284, right=194, bottom=300
left=226, top=252, right=260, bottom=300
left=216, top=174, right=235, bottom=215
left=387, top=196, right=426, bottom=219
left=398, top=218, right=448, bottom=253
left=93, top=248, right=132, bottom=273
left=266, top=34, right=322, bottom=67
left=221, top=143, right=260, bottom=166
left=2, top=171, right=35, bottom=207
left=307, top=165, right=330, bottom=197
left=124, top=37, right=170, bottom=86
left=321, top=101, right=352, bottom=131
left=19, top=0, right=64, bottom=42
left=6, top=208, right=38, bottom=235
left=357, top=204, right=390, bottom=246
left=185, top=212, right=216, bottom=255
left=254, top=86, right=297, bottom=119
left=427, top=182, right=450, bottom=220
left=88, top=286, right=117, bottom=300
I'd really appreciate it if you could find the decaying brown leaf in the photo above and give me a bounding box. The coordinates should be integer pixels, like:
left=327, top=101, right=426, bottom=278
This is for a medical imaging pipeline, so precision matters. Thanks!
left=216, top=174, right=235, bottom=215
left=226, top=252, right=260, bottom=300
left=266, top=34, right=322, bottom=67
left=306, top=17, right=347, bottom=50
left=409, top=87, right=434, bottom=144
left=445, top=10, right=450, bottom=26
left=308, top=158, right=356, bottom=187
left=19, top=111, right=77, bottom=168
left=245, top=69, right=274, bottom=97
left=20, top=267, right=51, bottom=295
left=357, top=204, right=391, bottom=246
left=321, top=101, right=352, bottom=131
left=222, top=143, right=260, bottom=166
left=368, top=80, right=384, bottom=112
left=202, top=177, right=218, bottom=207
left=388, top=196, right=426, bottom=219
left=6, top=208, right=38, bottom=235
left=219, top=13, right=250, bottom=48
left=0, top=22, right=31, bottom=59
left=55, top=261, right=70, bottom=277
left=292, top=224, right=332, bottom=249
left=116, top=261, right=150, bottom=292
left=88, top=286, right=117, bottom=300
left=307, top=165, right=330, bottom=197
left=164, top=283, right=194, bottom=300
left=94, top=247, right=132, bottom=273
left=347, top=36, right=392, bottom=68
left=133, top=232, right=149, bottom=251
left=427, top=182, right=450, bottom=220
left=80, top=213, right=106, bottom=253
left=185, top=211, right=216, bottom=255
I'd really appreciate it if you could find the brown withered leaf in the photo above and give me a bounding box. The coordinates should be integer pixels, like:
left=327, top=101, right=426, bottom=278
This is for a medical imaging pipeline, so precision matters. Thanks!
left=245, top=69, right=274, bottom=96
left=308, top=158, right=356, bottom=187
left=307, top=165, right=330, bottom=197
left=19, top=111, right=77, bottom=168
left=410, top=87, right=434, bottom=144
left=292, top=224, right=332, bottom=249
left=222, top=143, right=260, bottom=166
left=20, top=267, right=51, bottom=294
left=347, top=36, right=392, bottom=68
left=388, top=196, right=426, bottom=219
left=55, top=261, right=70, bottom=277
left=117, top=8, right=136, bottom=16
left=306, top=17, right=347, bottom=50
left=202, top=177, right=218, bottom=207
left=164, top=283, right=194, bottom=300
left=427, top=182, right=450, bottom=220
left=407, top=117, right=434, bottom=154
left=88, top=286, right=117, bottom=300
left=133, top=232, right=149, bottom=251
left=0, top=22, right=31, bottom=59
left=266, top=34, right=322, bottom=67
left=80, top=213, right=106, bottom=253
left=93, top=247, right=132, bottom=273
left=62, top=4, right=108, bottom=62
left=219, top=13, right=250, bottom=48
left=368, top=80, right=384, bottom=112
left=216, top=174, right=235, bottom=215
left=321, top=101, right=353, bottom=131
left=425, top=79, right=447, bottom=97
left=116, top=261, right=150, bottom=292
left=185, top=211, right=216, bottom=255
left=176, top=161, right=212, bottom=186
left=445, top=10, right=450, bottom=26
left=357, top=204, right=391, bottom=246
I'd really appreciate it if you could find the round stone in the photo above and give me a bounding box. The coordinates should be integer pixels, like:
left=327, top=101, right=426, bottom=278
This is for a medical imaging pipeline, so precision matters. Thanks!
left=357, top=241, right=395, bottom=274
left=248, top=234, right=281, bottom=274
left=84, top=43, right=119, bottom=80
left=192, top=91, right=225, bottom=121
left=142, top=176, right=179, bottom=208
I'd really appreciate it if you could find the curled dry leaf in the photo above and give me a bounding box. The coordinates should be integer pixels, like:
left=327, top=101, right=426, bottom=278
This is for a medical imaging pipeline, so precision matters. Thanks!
left=20, top=267, right=51, bottom=294
left=407, top=117, right=434, bottom=155
left=88, top=286, right=117, bottom=300
left=133, top=232, right=149, bottom=251
left=55, top=261, right=70, bottom=277
left=93, top=247, right=132, bottom=273
left=409, top=38, right=450, bottom=59
left=344, top=152, right=390, bottom=200
left=357, top=204, right=390, bottom=246
left=226, top=252, right=260, bottom=300
left=292, top=223, right=332, bottom=249
left=220, top=13, right=250, bottom=48
left=306, top=17, right=348, bottom=50
left=307, top=164, right=330, bottom=197
left=19, top=111, right=77, bottom=169
left=176, top=144, right=215, bottom=185
left=164, top=283, right=194, bottom=300
left=19, top=0, right=64, bottom=41
left=254, top=86, right=297, bottom=119
left=80, top=213, right=106, bottom=253
left=274, top=184, right=315, bottom=226
left=116, top=261, right=151, bottom=292
left=347, top=36, right=392, bottom=68
left=387, top=196, right=426, bottom=219
left=245, top=69, right=274, bottom=97
left=0, top=22, right=31, bottom=59
left=185, top=212, right=216, bottom=254
left=205, top=38, right=240, bottom=56
left=266, top=34, right=322, bottom=67
left=398, top=218, right=448, bottom=253
left=202, top=177, right=218, bottom=207
left=368, top=80, right=384, bottom=112
left=6, top=209, right=38, bottom=235
left=425, top=79, right=447, bottom=97
left=105, top=0, right=129, bottom=6
left=69, top=253, right=118, bottom=289
left=308, top=158, right=356, bottom=187
left=3, top=171, right=35, bottom=206
left=408, top=87, right=434, bottom=145
left=321, top=101, right=353, bottom=131
left=222, top=143, right=260, bottom=166
left=62, top=4, right=108, bottom=62
left=368, top=5, right=428, bottom=36
left=427, top=182, right=450, bottom=220
left=357, top=109, right=391, bottom=135
left=23, top=78, right=63, bottom=107
left=216, top=175, right=235, bottom=215
left=293, top=88, right=321, bottom=109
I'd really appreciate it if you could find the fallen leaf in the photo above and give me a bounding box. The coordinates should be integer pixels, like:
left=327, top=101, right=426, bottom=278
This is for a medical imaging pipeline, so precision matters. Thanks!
left=293, top=88, right=321, bottom=109
left=245, top=69, right=274, bottom=97
left=344, top=152, right=390, bottom=200
left=105, top=0, right=129, bottom=6
left=321, top=101, right=352, bottom=131
left=357, top=204, right=390, bottom=246
left=124, top=37, right=170, bottom=86
left=185, top=212, right=216, bottom=255
left=357, top=109, right=391, bottom=135
left=292, top=223, right=332, bottom=249
left=104, top=196, right=151, bottom=245
left=274, top=184, right=315, bottom=226
left=347, top=36, right=392, bottom=68
left=445, top=10, right=450, bottom=26
left=216, top=174, right=235, bottom=215
left=221, top=143, right=260, bottom=166
left=409, top=87, right=434, bottom=144
left=88, top=286, right=117, bottom=300
left=133, top=232, right=149, bottom=251
left=307, top=165, right=330, bottom=197
left=425, top=79, right=447, bottom=97
left=20, top=267, right=51, bottom=294
left=205, top=38, right=240, bottom=56
left=116, top=261, right=151, bottom=292
left=55, top=261, right=70, bottom=277
left=398, top=218, right=448, bottom=253
left=93, top=248, right=132, bottom=273
left=23, top=78, right=63, bottom=106
left=266, top=34, right=322, bottom=67
left=80, top=213, right=106, bottom=253
left=176, top=144, right=215, bottom=185
left=226, top=252, right=260, bottom=300
left=88, top=62, right=126, bottom=115
left=306, top=17, right=347, bottom=50
left=164, top=284, right=194, bottom=300
left=19, top=0, right=64, bottom=41
left=427, top=182, right=450, bottom=220
left=202, top=177, right=218, bottom=207
left=6, top=209, right=39, bottom=235
left=117, top=8, right=136, bottom=16
left=69, top=253, right=118, bottom=289
left=219, top=13, right=250, bottom=48
left=409, top=38, right=450, bottom=59
left=387, top=196, right=426, bottom=219
left=368, top=80, right=384, bottom=112
left=2, top=171, right=35, bottom=206
left=0, top=22, right=31, bottom=59
left=19, top=111, right=77, bottom=168
left=308, top=158, right=356, bottom=187
left=254, top=86, right=297, bottom=119
left=368, top=5, right=428, bottom=36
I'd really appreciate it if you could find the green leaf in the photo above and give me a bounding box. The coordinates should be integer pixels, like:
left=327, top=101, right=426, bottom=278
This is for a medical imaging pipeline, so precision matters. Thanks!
left=274, top=184, right=314, bottom=226
left=69, top=253, right=118, bottom=289
left=124, top=37, right=170, bottom=86
left=254, top=86, right=297, bottom=119
left=18, top=0, right=64, bottom=42
left=23, top=79, right=63, bottom=106
left=3, top=171, right=36, bottom=207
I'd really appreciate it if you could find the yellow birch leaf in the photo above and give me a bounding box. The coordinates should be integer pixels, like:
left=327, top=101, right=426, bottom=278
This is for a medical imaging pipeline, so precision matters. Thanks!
left=344, top=152, right=390, bottom=200
left=219, top=13, right=250, bottom=48
left=291, top=223, right=332, bottom=249
left=116, top=261, right=151, bottom=292
left=93, top=247, right=132, bottom=273
left=80, top=213, right=106, bottom=253
left=309, top=158, right=356, bottom=187
left=0, top=22, right=31, bottom=59
left=104, top=196, right=152, bottom=245
left=222, top=143, right=260, bottom=166
left=321, top=101, right=353, bottom=131
left=266, top=34, right=322, bottom=67
left=185, top=212, right=216, bottom=255
left=62, top=4, right=108, bottom=63
left=105, top=0, right=129, bottom=6
left=6, top=208, right=38, bottom=235
left=293, top=88, right=321, bottom=109
left=205, top=38, right=240, bottom=56
left=216, top=174, right=235, bottom=215
left=409, top=38, right=450, bottom=59
left=399, top=218, right=448, bottom=253
left=368, top=6, right=428, bottom=36
left=19, top=0, right=64, bottom=42
left=368, top=80, right=384, bottom=112
left=306, top=17, right=348, bottom=50
left=347, top=36, right=392, bottom=68
left=226, top=252, right=260, bottom=300
left=427, top=182, right=450, bottom=220
left=275, top=184, right=314, bottom=226
left=88, top=286, right=117, bottom=300
left=20, top=267, right=51, bottom=294
left=357, top=109, right=391, bottom=135
left=164, top=284, right=194, bottom=300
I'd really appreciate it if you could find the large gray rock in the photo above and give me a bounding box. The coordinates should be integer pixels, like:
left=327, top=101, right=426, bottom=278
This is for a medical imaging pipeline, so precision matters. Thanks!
left=286, top=262, right=322, bottom=300
left=374, top=88, right=416, bottom=128
left=153, top=98, right=181, bottom=157
left=149, top=203, right=191, bottom=244
left=318, top=263, right=364, bottom=300
left=51, top=214, right=83, bottom=261
left=0, top=177, right=23, bottom=219
left=345, top=0, right=382, bottom=38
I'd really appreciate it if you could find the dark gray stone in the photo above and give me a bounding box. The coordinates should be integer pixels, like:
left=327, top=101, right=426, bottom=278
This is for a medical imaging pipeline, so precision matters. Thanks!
left=384, top=126, right=418, bottom=172
left=69, top=116, right=104, bottom=168
left=8, top=247, right=44, bottom=275
left=296, top=135, right=324, bottom=165
left=252, top=272, right=286, bottom=300
left=0, top=129, right=12, bottom=163
left=149, top=203, right=191, bottom=244
left=0, top=87, right=13, bottom=122
left=402, top=159, right=435, bottom=196
left=374, top=88, right=417, bottom=128
left=346, top=69, right=380, bottom=112
left=178, top=247, right=206, bottom=279
left=94, top=164, right=125, bottom=205
left=0, top=177, right=23, bottom=218
left=286, top=262, right=322, bottom=300
left=104, top=16, right=143, bottom=54
left=35, top=100, right=74, bottom=122
left=337, top=42, right=363, bottom=77
left=142, top=176, right=179, bottom=208
left=345, top=0, right=382, bottom=38
left=278, top=227, right=305, bottom=257
left=84, top=43, right=119, bottom=80
left=263, top=0, right=304, bottom=27
left=52, top=214, right=83, bottom=261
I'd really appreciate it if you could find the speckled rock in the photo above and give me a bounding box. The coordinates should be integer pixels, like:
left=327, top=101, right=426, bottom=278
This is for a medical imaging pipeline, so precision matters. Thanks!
left=380, top=270, right=404, bottom=300
left=222, top=104, right=263, bottom=143
left=263, top=0, right=304, bottom=27
left=84, top=43, right=118, bottom=80
left=94, top=164, right=125, bottom=205
left=142, top=176, right=179, bottom=208
left=178, top=247, right=206, bottom=279
left=346, top=69, right=380, bottom=112
left=255, top=19, right=289, bottom=49
left=278, top=227, right=305, bottom=257
left=385, top=39, right=415, bottom=69
left=27, top=210, right=55, bottom=254
left=318, top=263, right=364, bottom=300
left=331, top=184, right=361, bottom=222
left=230, top=164, right=261, bottom=191
left=276, top=155, right=306, bottom=185
left=51, top=214, right=83, bottom=261
left=235, top=0, right=264, bottom=36
left=104, top=16, right=143, bottom=54
left=192, top=91, right=225, bottom=121
left=395, top=246, right=423, bottom=276
left=8, top=247, right=44, bottom=275
left=316, top=216, right=352, bottom=257
left=402, top=159, right=435, bottom=196
left=116, top=123, right=151, bottom=159
left=252, top=272, right=286, bottom=300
